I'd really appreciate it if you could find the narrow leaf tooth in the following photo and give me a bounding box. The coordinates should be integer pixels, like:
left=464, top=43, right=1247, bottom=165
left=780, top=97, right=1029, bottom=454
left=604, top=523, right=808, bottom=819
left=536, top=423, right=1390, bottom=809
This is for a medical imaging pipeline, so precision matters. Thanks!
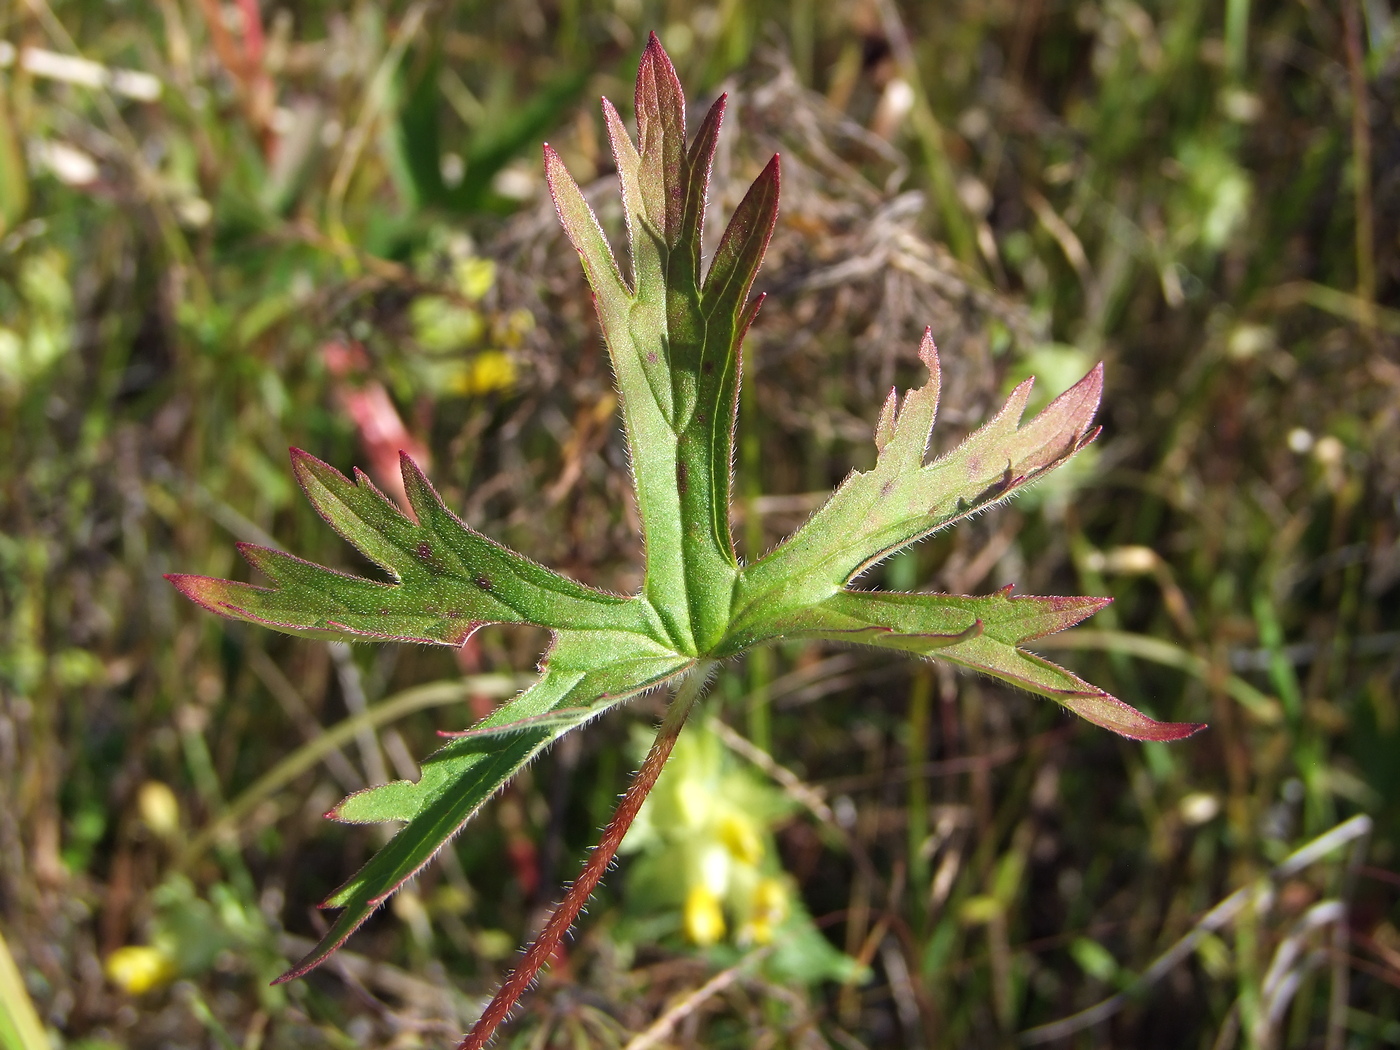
left=602, top=96, right=640, bottom=172
left=399, top=451, right=450, bottom=527
left=230, top=543, right=285, bottom=584
left=993, top=376, right=1035, bottom=432
left=702, top=153, right=780, bottom=310
left=602, top=96, right=642, bottom=285
left=1012, top=363, right=1104, bottom=473
left=881, top=329, right=943, bottom=466
left=292, top=447, right=408, bottom=528
left=291, top=449, right=421, bottom=574
left=237, top=541, right=402, bottom=593
left=874, top=388, right=898, bottom=452
left=291, top=448, right=382, bottom=522
left=543, top=143, right=629, bottom=296
left=167, top=571, right=367, bottom=641
left=996, top=593, right=1113, bottom=641
left=737, top=291, right=766, bottom=340
left=291, top=448, right=364, bottom=501
left=687, top=92, right=726, bottom=171
left=678, top=92, right=725, bottom=277
left=636, top=31, right=686, bottom=145
left=916, top=327, right=941, bottom=413
left=635, top=31, right=687, bottom=241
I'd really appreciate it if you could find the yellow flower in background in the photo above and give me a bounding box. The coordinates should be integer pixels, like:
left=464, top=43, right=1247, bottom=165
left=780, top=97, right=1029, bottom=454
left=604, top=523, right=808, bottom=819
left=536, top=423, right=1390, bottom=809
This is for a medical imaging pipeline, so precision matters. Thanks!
left=136, top=780, right=181, bottom=839
left=716, top=811, right=763, bottom=866
left=753, top=877, right=789, bottom=925
left=440, top=351, right=518, bottom=397
left=616, top=720, right=865, bottom=983
left=463, top=351, right=516, bottom=395
left=499, top=308, right=535, bottom=348
left=453, top=256, right=496, bottom=302
left=105, top=945, right=177, bottom=994
left=683, top=884, right=726, bottom=946
left=411, top=295, right=485, bottom=353
left=737, top=876, right=790, bottom=945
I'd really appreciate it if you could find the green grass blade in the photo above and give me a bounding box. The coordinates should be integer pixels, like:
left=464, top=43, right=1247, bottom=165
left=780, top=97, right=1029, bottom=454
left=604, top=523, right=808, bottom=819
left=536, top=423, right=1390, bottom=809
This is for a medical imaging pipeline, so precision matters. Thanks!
left=0, top=928, right=48, bottom=1050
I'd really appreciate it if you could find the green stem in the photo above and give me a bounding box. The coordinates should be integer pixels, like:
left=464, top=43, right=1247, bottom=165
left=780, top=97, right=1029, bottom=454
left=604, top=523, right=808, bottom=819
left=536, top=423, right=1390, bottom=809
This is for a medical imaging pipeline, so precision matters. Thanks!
left=456, top=665, right=711, bottom=1050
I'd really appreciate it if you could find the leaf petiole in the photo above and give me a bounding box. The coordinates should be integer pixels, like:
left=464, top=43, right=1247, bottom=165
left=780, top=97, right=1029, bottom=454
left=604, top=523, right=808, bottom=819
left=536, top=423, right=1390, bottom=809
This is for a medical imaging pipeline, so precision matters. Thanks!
left=456, top=663, right=713, bottom=1050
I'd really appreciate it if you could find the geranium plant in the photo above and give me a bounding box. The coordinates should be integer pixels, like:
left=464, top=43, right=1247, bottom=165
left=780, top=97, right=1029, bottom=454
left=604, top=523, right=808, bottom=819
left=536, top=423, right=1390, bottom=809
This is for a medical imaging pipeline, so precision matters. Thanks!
left=168, top=34, right=1202, bottom=1047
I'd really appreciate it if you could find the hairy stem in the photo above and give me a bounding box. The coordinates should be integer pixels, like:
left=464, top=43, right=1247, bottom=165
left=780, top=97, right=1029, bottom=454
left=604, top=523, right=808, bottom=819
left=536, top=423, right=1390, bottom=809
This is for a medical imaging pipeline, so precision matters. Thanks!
left=456, top=665, right=712, bottom=1050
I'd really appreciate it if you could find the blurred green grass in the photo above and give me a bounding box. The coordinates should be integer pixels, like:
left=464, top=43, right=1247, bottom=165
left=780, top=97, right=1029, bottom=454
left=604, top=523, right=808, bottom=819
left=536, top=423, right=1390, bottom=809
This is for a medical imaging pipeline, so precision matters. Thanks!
left=1, top=0, right=1398, bottom=1047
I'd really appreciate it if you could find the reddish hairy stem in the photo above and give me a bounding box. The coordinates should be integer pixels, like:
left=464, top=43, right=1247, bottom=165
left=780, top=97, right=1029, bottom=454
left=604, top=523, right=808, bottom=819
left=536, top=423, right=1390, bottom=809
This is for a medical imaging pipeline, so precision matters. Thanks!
left=456, top=668, right=709, bottom=1050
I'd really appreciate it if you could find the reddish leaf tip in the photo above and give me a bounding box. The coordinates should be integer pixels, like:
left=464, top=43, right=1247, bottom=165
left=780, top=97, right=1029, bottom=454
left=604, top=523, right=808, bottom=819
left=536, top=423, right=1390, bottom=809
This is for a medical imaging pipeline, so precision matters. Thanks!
left=398, top=448, right=428, bottom=473
left=165, top=572, right=252, bottom=617
left=164, top=572, right=206, bottom=598
left=1109, top=718, right=1209, bottom=743
left=1060, top=690, right=1209, bottom=742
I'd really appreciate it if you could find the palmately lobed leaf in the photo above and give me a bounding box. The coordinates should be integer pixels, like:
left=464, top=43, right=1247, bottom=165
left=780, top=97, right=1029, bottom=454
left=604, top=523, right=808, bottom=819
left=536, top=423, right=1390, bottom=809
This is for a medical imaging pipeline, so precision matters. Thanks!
left=771, top=588, right=1203, bottom=741
left=733, top=330, right=1104, bottom=616
left=169, top=31, right=1202, bottom=990
left=545, top=31, right=779, bottom=652
left=167, top=449, right=651, bottom=646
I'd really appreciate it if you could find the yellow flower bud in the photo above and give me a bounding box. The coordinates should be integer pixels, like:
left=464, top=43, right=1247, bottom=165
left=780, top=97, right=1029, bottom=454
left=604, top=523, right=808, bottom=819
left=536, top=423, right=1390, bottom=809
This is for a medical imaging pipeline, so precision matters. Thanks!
left=454, top=257, right=496, bottom=302
left=683, top=884, right=726, bottom=946
left=105, top=945, right=177, bottom=994
left=463, top=351, right=516, bottom=395
left=752, top=876, right=789, bottom=926
left=136, top=780, right=180, bottom=839
left=716, top=812, right=763, bottom=866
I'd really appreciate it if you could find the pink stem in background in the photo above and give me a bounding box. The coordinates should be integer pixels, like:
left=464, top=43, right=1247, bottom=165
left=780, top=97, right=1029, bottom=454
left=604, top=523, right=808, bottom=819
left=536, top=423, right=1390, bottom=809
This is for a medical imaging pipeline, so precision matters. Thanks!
left=235, top=0, right=265, bottom=70
left=322, top=341, right=431, bottom=515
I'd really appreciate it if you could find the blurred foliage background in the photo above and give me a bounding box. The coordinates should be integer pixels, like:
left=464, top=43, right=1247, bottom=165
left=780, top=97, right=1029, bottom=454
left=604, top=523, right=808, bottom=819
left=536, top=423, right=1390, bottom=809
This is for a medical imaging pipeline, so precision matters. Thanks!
left=1, top=0, right=1398, bottom=1046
